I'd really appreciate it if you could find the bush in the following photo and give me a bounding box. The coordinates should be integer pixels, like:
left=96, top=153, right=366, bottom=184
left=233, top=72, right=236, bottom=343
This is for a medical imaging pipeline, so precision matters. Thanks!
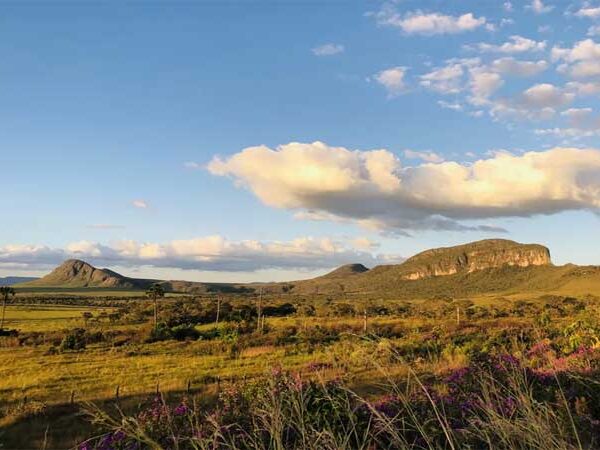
left=59, top=329, right=86, bottom=352
left=171, top=324, right=200, bottom=341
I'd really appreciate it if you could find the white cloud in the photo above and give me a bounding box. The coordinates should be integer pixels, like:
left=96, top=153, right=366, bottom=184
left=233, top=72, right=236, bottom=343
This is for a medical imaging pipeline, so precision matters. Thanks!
left=588, top=25, right=600, bottom=36
left=184, top=161, right=202, bottom=169
left=536, top=108, right=600, bottom=139
left=491, top=57, right=548, bottom=76
left=437, top=100, right=463, bottom=111
left=475, top=35, right=546, bottom=53
left=312, top=43, right=345, bottom=56
left=519, top=83, right=575, bottom=109
left=372, top=6, right=487, bottom=35
left=576, top=6, right=600, bottom=18
left=132, top=200, right=148, bottom=209
left=208, top=141, right=600, bottom=233
left=0, top=235, right=399, bottom=272
left=566, top=81, right=600, bottom=95
left=469, top=69, right=504, bottom=105
left=504, top=2, right=514, bottom=12
left=420, top=62, right=465, bottom=94
left=373, top=67, right=408, bottom=97
left=527, top=0, right=554, bottom=14
left=404, top=149, right=445, bottom=163
left=552, top=39, right=600, bottom=78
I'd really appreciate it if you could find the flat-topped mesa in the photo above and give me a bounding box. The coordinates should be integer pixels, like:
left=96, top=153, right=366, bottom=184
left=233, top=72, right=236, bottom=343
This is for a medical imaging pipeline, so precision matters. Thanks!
left=398, top=239, right=551, bottom=281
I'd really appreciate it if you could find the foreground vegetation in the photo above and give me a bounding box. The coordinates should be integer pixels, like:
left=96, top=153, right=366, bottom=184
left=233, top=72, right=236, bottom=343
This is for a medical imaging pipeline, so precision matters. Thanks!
left=1, top=290, right=600, bottom=448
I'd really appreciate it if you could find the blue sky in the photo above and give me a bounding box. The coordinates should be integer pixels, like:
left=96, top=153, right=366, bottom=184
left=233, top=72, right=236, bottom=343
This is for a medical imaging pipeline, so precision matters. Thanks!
left=1, top=0, right=600, bottom=282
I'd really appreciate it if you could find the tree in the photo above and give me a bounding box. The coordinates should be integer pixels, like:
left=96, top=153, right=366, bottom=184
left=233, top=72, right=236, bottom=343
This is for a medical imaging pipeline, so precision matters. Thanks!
left=0, top=287, right=15, bottom=330
left=146, top=283, right=165, bottom=328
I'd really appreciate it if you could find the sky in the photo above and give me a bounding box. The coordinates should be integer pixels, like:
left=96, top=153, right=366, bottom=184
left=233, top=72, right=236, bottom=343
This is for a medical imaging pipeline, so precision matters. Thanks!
left=1, top=0, right=600, bottom=282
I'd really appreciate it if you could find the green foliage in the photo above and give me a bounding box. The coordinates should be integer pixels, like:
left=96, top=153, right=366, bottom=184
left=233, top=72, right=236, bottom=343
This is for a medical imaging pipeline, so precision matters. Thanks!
left=59, top=328, right=87, bottom=352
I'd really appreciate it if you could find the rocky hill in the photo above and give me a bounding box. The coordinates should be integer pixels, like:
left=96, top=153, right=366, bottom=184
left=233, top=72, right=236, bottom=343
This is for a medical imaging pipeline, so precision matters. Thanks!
left=18, top=260, right=148, bottom=289
left=392, top=239, right=551, bottom=281
left=15, top=239, right=600, bottom=300
left=285, top=239, right=556, bottom=296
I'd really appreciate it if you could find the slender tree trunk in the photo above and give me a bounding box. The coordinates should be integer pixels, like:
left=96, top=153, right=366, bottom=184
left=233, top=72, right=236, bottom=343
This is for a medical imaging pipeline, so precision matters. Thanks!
left=154, top=296, right=158, bottom=328
left=215, top=297, right=220, bottom=325
left=257, top=288, right=262, bottom=332
left=0, top=296, right=6, bottom=330
left=363, top=309, right=368, bottom=334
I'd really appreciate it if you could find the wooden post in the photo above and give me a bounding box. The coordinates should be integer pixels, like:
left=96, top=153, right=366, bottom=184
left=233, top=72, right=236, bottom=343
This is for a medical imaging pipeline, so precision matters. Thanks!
left=363, top=309, right=368, bottom=334
left=456, top=306, right=460, bottom=326
left=115, top=385, right=120, bottom=401
left=70, top=390, right=75, bottom=405
left=186, top=379, right=191, bottom=393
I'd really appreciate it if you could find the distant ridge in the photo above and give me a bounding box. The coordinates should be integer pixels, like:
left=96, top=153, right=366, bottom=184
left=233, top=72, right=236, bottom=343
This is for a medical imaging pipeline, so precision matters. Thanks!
left=15, top=239, right=600, bottom=300
left=0, top=276, right=38, bottom=287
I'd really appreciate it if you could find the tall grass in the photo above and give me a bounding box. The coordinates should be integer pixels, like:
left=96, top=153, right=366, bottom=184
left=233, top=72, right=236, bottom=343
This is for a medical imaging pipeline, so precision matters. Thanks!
left=80, top=351, right=597, bottom=450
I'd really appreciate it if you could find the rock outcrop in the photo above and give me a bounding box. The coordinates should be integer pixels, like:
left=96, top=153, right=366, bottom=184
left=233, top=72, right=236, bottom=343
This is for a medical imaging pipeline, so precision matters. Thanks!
left=396, top=239, right=551, bottom=281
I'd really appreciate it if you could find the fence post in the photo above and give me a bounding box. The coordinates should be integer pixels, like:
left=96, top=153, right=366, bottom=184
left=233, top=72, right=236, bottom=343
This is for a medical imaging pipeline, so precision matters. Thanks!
left=70, top=390, right=75, bottom=405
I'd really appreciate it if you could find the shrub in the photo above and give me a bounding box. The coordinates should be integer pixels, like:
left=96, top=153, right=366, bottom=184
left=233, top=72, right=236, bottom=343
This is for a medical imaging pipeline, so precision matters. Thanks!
left=59, top=328, right=86, bottom=352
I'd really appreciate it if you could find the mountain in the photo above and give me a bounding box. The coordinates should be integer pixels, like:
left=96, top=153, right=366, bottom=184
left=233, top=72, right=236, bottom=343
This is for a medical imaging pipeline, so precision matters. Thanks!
left=17, top=259, right=149, bottom=289
left=0, top=277, right=38, bottom=287
left=14, top=239, right=600, bottom=300
left=320, top=263, right=370, bottom=278
left=284, top=239, right=567, bottom=297
left=375, top=239, right=551, bottom=281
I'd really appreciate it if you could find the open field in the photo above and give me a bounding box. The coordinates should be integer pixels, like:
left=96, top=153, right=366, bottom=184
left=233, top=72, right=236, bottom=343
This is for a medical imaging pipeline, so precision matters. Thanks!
left=1, top=289, right=600, bottom=448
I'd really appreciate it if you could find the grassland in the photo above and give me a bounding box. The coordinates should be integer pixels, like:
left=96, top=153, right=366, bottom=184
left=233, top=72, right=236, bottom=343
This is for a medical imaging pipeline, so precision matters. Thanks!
left=1, top=286, right=600, bottom=449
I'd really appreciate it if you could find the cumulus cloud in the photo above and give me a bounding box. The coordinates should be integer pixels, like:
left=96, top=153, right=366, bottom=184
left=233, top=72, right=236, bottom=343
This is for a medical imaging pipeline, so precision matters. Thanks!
left=490, top=57, right=548, bottom=76
left=527, top=0, right=554, bottom=14
left=208, top=141, right=600, bottom=233
left=474, top=35, right=546, bottom=53
left=132, top=200, right=148, bottom=209
left=373, top=67, right=408, bottom=97
left=371, top=6, right=487, bottom=35
left=311, top=43, right=344, bottom=56
left=469, top=69, right=504, bottom=105
left=420, top=62, right=465, bottom=94
left=536, top=108, right=600, bottom=139
left=0, top=236, right=400, bottom=272
left=552, top=39, right=600, bottom=78
left=519, top=83, right=575, bottom=109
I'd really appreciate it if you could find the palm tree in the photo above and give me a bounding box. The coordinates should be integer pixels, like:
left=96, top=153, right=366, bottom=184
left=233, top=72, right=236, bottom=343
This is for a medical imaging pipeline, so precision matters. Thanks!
left=0, top=287, right=15, bottom=330
left=146, top=283, right=165, bottom=328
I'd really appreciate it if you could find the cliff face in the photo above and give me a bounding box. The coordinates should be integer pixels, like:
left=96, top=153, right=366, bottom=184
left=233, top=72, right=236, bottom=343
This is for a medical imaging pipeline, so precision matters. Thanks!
left=397, top=239, right=551, bottom=281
